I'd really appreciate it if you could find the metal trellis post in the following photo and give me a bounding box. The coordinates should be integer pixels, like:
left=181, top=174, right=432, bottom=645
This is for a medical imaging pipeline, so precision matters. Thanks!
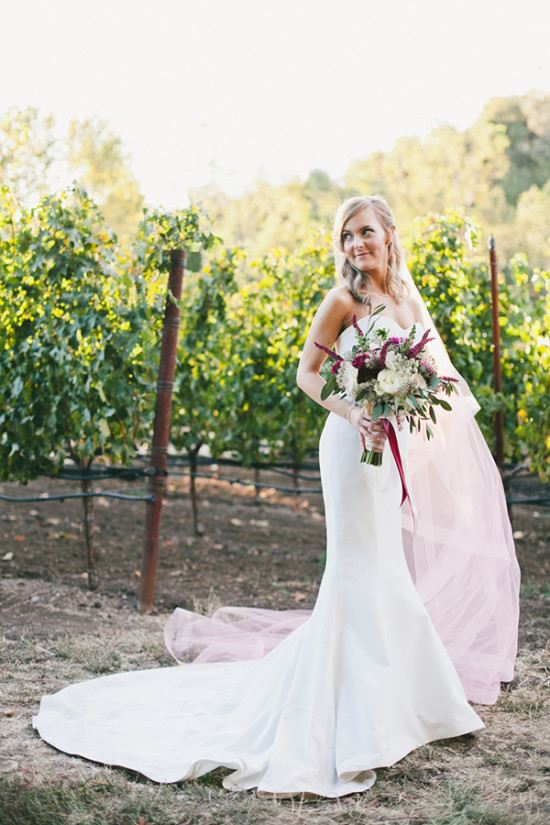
left=138, top=249, right=186, bottom=613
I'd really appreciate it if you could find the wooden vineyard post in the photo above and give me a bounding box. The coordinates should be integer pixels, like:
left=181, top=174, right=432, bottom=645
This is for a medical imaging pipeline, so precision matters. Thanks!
left=138, top=249, right=186, bottom=613
left=489, top=238, right=505, bottom=473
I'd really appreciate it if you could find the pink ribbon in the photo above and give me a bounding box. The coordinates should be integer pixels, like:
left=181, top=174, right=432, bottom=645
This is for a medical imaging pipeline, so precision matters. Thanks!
left=382, top=419, right=413, bottom=511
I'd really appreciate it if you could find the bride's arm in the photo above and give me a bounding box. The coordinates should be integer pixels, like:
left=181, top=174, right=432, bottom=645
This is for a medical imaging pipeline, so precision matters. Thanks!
left=296, top=288, right=350, bottom=417
left=296, top=288, right=385, bottom=450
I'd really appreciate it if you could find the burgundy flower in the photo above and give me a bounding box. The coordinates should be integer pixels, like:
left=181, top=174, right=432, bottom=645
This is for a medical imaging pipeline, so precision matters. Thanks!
left=352, top=352, right=370, bottom=368
left=315, top=340, right=343, bottom=373
left=352, top=351, right=383, bottom=382
left=315, top=341, right=342, bottom=362
left=379, top=337, right=401, bottom=367
left=352, top=314, right=365, bottom=337
left=407, top=329, right=435, bottom=359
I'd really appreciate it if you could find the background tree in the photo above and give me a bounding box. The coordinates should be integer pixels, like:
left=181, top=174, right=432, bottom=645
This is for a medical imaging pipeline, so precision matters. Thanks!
left=67, top=117, right=145, bottom=241
left=3, top=92, right=549, bottom=264
left=345, top=122, right=511, bottom=243
left=511, top=181, right=550, bottom=263
left=189, top=91, right=550, bottom=268
left=190, top=171, right=346, bottom=260
left=482, top=91, right=550, bottom=206
left=0, top=107, right=57, bottom=203
left=0, top=107, right=144, bottom=240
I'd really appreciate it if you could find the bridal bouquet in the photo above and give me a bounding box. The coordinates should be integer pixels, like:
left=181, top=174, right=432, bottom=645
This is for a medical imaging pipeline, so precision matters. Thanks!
left=316, top=307, right=457, bottom=467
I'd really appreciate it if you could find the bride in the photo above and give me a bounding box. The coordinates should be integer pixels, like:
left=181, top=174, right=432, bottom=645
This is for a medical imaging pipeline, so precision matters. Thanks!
left=33, top=196, right=520, bottom=798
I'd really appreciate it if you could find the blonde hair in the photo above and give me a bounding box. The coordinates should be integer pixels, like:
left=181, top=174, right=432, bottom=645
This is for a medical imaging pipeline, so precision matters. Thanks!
left=333, top=195, right=407, bottom=304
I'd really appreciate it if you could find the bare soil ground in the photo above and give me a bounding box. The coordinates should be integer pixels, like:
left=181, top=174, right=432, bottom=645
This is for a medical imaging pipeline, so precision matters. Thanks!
left=0, top=469, right=549, bottom=825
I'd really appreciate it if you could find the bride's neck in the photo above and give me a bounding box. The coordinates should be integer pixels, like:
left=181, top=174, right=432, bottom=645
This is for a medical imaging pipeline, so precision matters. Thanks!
left=368, top=284, right=392, bottom=301
left=366, top=274, right=389, bottom=297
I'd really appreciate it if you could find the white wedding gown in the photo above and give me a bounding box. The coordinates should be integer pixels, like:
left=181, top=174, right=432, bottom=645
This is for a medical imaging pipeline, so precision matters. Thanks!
left=33, top=317, right=484, bottom=798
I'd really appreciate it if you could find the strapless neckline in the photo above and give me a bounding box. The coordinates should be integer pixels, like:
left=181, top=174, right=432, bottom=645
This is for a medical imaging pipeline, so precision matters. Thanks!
left=337, top=314, right=424, bottom=348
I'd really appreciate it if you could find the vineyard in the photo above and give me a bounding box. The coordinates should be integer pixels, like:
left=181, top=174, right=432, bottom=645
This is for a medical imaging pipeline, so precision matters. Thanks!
left=1, top=186, right=550, bottom=824
left=1, top=186, right=550, bottom=586
left=1, top=185, right=549, bottom=485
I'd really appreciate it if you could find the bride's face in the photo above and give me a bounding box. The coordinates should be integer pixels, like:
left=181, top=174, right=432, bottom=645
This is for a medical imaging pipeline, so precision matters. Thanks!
left=341, top=206, right=389, bottom=278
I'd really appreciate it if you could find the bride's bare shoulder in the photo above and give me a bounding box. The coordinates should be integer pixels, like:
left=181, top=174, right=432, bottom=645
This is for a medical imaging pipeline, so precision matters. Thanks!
left=322, top=285, right=356, bottom=312
left=313, top=286, right=363, bottom=339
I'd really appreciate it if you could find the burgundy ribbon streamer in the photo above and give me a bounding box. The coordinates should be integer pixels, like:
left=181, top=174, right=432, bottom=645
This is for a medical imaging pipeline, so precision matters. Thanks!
left=382, top=419, right=412, bottom=511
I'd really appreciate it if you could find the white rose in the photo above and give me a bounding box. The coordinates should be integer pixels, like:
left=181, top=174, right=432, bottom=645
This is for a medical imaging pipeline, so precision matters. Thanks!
left=376, top=369, right=408, bottom=395
left=336, top=361, right=357, bottom=397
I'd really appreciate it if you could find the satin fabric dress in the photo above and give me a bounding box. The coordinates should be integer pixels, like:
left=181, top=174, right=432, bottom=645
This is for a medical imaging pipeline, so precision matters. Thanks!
left=33, top=317, right=487, bottom=798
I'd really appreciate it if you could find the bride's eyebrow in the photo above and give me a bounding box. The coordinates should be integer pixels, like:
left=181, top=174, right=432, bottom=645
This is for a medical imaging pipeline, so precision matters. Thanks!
left=344, top=224, right=372, bottom=233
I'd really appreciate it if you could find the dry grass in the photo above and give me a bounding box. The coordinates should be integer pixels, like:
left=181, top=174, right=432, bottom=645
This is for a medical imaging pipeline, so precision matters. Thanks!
left=0, top=585, right=548, bottom=825
left=191, top=587, right=226, bottom=619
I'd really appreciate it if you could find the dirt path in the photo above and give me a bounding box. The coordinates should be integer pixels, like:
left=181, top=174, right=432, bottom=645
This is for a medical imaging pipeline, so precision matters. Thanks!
left=0, top=472, right=549, bottom=824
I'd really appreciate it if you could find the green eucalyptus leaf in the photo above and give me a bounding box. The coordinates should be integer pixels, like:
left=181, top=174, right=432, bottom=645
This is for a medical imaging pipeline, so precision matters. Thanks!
left=372, top=402, right=384, bottom=421
left=320, top=376, right=337, bottom=401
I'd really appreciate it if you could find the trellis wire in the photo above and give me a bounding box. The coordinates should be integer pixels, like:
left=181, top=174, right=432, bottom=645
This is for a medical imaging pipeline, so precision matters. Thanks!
left=0, top=490, right=155, bottom=503
left=0, top=465, right=322, bottom=502
left=1, top=458, right=548, bottom=504
left=176, top=469, right=322, bottom=495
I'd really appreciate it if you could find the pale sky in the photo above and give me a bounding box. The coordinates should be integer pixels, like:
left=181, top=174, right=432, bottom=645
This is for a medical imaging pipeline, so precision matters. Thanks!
left=2, top=0, right=550, bottom=208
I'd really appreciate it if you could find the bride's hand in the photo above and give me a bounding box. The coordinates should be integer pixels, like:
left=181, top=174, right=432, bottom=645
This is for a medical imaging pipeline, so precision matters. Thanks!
left=348, top=406, right=386, bottom=452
